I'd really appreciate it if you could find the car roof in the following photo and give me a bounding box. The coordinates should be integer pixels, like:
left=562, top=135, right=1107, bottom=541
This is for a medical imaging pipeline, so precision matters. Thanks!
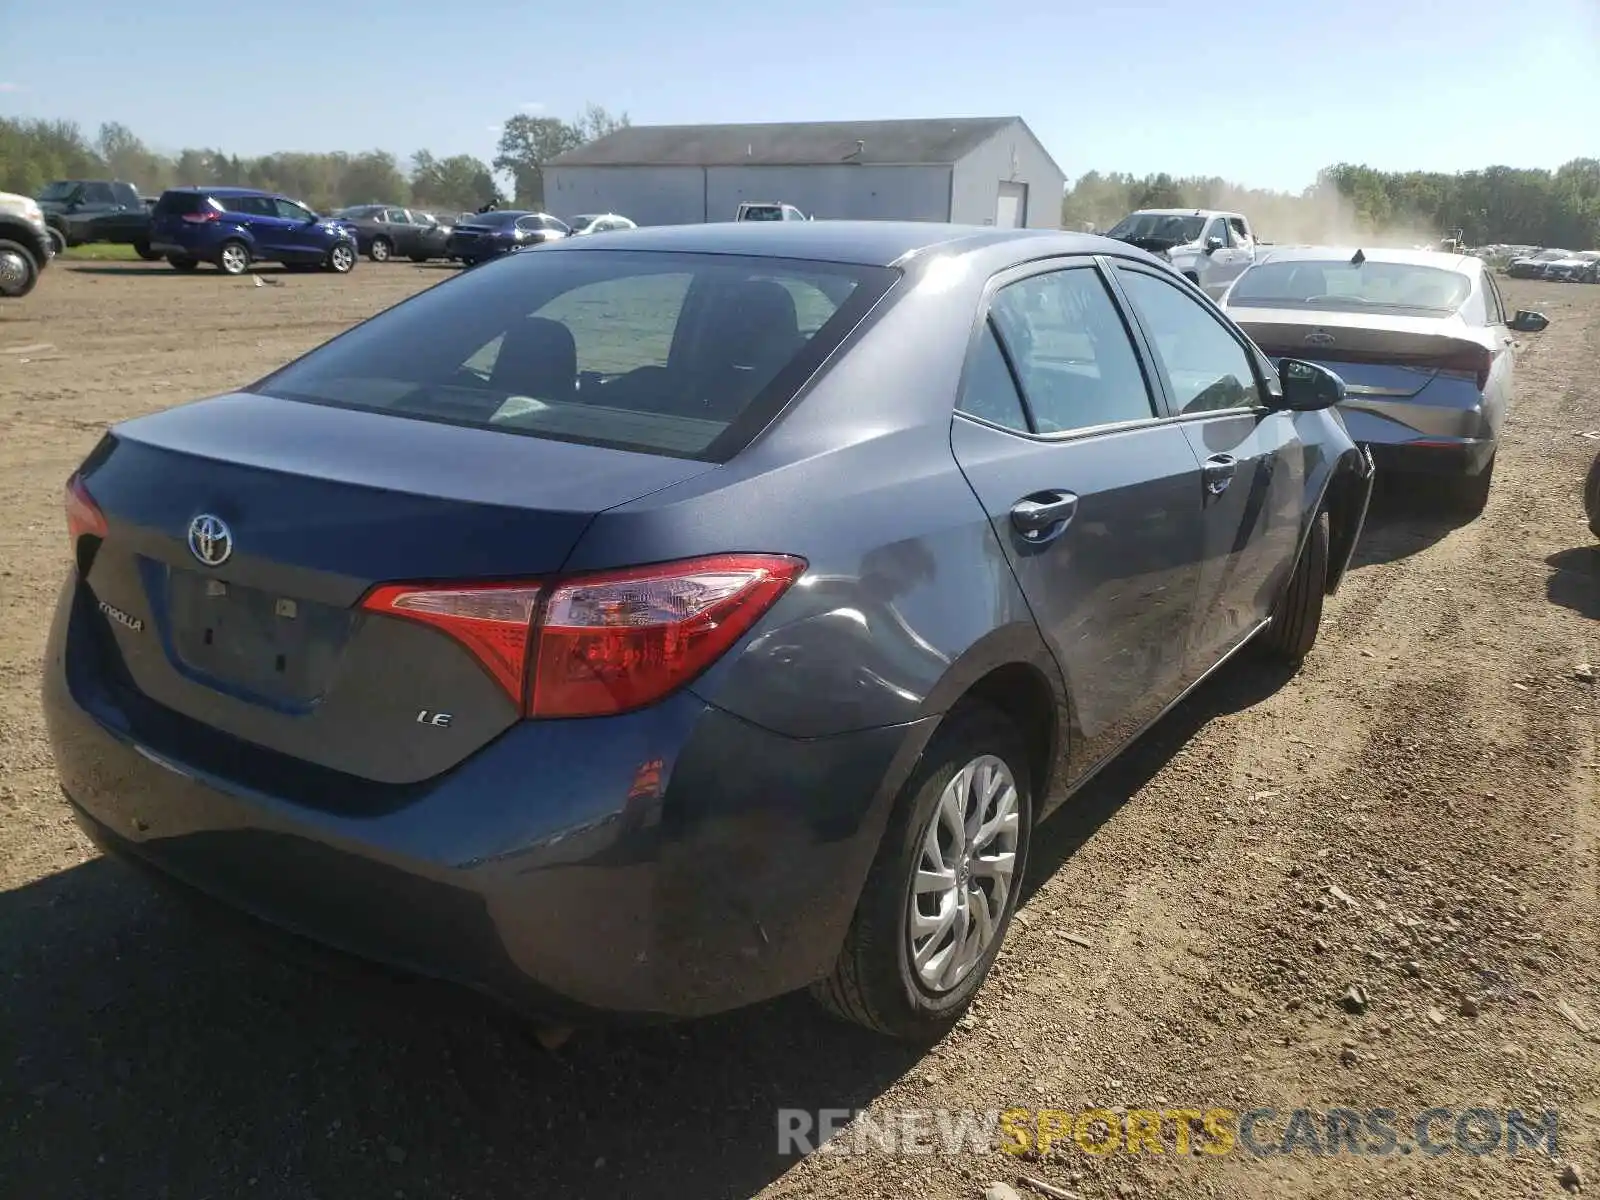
left=1255, top=245, right=1476, bottom=272
left=166, top=185, right=280, bottom=199
left=542, top=220, right=1151, bottom=268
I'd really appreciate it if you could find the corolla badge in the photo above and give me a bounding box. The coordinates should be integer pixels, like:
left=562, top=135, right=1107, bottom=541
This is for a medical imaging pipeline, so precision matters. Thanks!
left=187, top=513, right=233, bottom=567
left=1304, top=329, right=1337, bottom=346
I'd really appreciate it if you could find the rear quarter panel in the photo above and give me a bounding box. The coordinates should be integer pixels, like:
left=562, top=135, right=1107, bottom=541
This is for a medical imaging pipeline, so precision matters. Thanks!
left=563, top=257, right=1064, bottom=744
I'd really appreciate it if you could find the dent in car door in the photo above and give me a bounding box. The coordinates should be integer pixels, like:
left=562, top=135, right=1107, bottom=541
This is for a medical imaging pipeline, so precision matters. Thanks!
left=949, top=262, right=1207, bottom=781
left=1111, top=263, right=1304, bottom=674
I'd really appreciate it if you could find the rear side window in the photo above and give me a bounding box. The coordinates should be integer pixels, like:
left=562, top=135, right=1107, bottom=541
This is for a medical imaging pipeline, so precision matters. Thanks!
left=154, top=191, right=214, bottom=216
left=254, top=250, right=896, bottom=462
left=957, top=322, right=1030, bottom=431
left=1482, top=272, right=1505, bottom=325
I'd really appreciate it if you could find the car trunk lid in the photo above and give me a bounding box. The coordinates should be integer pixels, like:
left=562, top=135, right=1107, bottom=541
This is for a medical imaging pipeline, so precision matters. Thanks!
left=1228, top=307, right=1495, bottom=398
left=72, top=392, right=715, bottom=783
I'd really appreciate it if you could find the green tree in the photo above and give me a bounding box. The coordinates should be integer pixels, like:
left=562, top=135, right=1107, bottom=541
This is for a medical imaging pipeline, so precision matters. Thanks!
left=411, top=151, right=499, bottom=212
left=493, top=115, right=581, bottom=208
left=341, top=150, right=410, bottom=206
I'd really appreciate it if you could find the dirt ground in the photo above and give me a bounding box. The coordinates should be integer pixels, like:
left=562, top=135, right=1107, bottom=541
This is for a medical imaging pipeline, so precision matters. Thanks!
left=1, top=260, right=1596, bottom=1200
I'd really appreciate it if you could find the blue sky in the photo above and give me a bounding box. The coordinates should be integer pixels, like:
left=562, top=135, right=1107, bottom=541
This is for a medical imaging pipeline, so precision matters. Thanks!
left=2, top=0, right=1595, bottom=192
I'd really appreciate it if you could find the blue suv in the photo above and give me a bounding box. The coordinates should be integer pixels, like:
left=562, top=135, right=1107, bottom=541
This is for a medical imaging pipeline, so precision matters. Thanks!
left=149, top=187, right=358, bottom=275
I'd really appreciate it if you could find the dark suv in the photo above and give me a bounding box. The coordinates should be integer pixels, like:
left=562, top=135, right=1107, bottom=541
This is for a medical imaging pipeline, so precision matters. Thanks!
left=149, top=187, right=359, bottom=275
left=36, top=180, right=158, bottom=259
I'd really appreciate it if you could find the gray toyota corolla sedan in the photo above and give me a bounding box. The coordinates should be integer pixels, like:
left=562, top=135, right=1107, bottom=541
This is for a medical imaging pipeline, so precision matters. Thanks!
left=44, top=222, right=1373, bottom=1041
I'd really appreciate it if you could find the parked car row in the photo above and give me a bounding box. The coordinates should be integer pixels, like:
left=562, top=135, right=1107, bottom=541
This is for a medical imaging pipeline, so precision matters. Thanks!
left=444, top=209, right=637, bottom=265
left=1505, top=247, right=1600, bottom=281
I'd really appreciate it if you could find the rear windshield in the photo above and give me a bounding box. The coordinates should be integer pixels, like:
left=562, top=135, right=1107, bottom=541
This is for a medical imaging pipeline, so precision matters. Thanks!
left=1227, top=260, right=1473, bottom=315
left=252, top=249, right=896, bottom=461
left=154, top=191, right=218, bottom=216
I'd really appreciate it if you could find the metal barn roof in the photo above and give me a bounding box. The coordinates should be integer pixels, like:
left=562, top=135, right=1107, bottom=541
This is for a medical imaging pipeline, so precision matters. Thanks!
left=548, top=117, right=1023, bottom=168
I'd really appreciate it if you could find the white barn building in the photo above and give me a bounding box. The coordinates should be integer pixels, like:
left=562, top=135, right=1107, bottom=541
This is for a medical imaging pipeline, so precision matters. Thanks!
left=544, top=117, right=1064, bottom=229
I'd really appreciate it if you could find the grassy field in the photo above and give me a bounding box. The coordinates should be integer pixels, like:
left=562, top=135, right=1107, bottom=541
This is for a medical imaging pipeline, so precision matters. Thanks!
left=59, top=243, right=141, bottom=261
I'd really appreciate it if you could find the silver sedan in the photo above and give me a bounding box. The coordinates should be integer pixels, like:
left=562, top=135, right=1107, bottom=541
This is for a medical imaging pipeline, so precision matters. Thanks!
left=1220, top=246, right=1550, bottom=515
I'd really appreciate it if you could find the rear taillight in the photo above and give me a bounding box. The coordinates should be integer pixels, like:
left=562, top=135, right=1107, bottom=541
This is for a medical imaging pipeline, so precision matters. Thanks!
left=359, top=554, right=805, bottom=717
left=181, top=210, right=219, bottom=223
left=64, top=474, right=108, bottom=552
left=1436, top=343, right=1494, bottom=391
left=531, top=554, right=806, bottom=718
left=360, top=583, right=543, bottom=705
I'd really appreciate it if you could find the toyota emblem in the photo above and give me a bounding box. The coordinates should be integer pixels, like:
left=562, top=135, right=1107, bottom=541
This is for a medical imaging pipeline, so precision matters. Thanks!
left=187, top=513, right=233, bottom=567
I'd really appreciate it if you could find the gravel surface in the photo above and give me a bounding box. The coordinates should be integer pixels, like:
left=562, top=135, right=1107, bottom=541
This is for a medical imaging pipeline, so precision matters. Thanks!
left=1, top=261, right=1596, bottom=1200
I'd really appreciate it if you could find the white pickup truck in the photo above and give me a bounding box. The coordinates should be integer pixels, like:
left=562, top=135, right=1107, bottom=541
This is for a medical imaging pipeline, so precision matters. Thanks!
left=1103, top=208, right=1262, bottom=298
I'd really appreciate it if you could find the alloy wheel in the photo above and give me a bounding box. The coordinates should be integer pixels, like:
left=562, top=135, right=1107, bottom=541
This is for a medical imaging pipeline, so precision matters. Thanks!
left=0, top=247, right=30, bottom=294
left=906, top=753, right=1020, bottom=993
left=219, top=243, right=249, bottom=275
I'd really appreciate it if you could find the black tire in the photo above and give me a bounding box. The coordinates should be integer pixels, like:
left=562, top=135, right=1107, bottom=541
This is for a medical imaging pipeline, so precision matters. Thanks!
left=0, top=239, right=41, bottom=298
left=810, top=702, right=1033, bottom=1041
left=167, top=255, right=199, bottom=272
left=133, top=240, right=160, bottom=262
left=1584, top=452, right=1600, bottom=541
left=1257, top=509, right=1329, bottom=665
left=216, top=239, right=250, bottom=276
left=368, top=237, right=392, bottom=263
left=1450, top=455, right=1495, bottom=518
left=325, top=242, right=356, bottom=274
left=45, top=227, right=67, bottom=257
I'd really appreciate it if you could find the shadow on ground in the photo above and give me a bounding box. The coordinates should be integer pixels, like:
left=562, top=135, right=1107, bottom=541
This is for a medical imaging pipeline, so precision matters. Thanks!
left=0, top=653, right=1290, bottom=1200
left=1345, top=479, right=1470, bottom=571
left=1546, top=546, right=1599, bottom=619
left=65, top=264, right=300, bottom=278
left=1024, top=655, right=1295, bottom=899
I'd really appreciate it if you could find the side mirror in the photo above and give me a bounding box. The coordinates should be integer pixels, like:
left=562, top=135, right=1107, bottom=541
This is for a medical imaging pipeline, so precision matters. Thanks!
left=1205, top=236, right=1224, bottom=254
left=1274, top=358, right=1346, bottom=411
left=1508, top=309, right=1549, bottom=333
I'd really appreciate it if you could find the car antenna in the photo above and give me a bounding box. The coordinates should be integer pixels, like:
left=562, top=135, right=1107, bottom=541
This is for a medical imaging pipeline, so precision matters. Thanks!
left=1351, top=248, right=1366, bottom=265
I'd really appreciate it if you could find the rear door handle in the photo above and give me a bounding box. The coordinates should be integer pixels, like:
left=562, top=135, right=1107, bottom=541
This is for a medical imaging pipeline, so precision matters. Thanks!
left=1010, top=490, right=1079, bottom=542
left=1203, top=454, right=1237, bottom=496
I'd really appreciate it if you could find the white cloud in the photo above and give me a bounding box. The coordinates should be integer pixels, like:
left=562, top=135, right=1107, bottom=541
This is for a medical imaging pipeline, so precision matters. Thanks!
left=485, top=124, right=502, bottom=134
left=519, top=101, right=545, bottom=113
left=0, top=82, right=24, bottom=93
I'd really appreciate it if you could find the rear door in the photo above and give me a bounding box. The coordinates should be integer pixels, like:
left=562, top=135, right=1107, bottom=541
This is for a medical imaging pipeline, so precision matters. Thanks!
left=949, top=258, right=1208, bottom=780
left=223, top=195, right=281, bottom=254
left=1110, top=262, right=1304, bottom=671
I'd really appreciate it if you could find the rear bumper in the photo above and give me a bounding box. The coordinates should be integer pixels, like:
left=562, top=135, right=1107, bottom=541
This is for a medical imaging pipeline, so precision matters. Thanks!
left=43, top=575, right=923, bottom=1021
left=1364, top=436, right=1496, bottom=477
left=150, top=238, right=207, bottom=258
